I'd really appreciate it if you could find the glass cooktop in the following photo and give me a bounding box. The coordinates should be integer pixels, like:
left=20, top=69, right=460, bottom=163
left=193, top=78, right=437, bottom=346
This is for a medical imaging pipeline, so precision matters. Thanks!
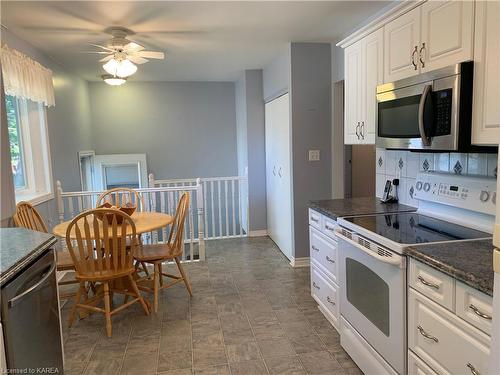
left=344, top=212, right=491, bottom=245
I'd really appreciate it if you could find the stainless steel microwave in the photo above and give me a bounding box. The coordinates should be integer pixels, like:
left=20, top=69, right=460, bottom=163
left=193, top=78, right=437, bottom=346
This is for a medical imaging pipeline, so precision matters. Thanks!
left=376, top=62, right=487, bottom=152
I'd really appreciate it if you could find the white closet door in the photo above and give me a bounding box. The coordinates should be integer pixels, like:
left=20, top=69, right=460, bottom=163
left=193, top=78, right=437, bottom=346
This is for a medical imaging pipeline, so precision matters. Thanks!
left=265, top=93, right=293, bottom=260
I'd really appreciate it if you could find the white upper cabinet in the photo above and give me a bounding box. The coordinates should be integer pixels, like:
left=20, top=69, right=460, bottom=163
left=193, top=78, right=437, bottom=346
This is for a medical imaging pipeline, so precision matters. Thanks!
left=361, top=28, right=384, bottom=144
left=344, top=29, right=383, bottom=145
left=420, top=1, right=474, bottom=73
left=472, top=0, right=500, bottom=146
left=344, top=40, right=362, bottom=145
left=384, top=7, right=421, bottom=82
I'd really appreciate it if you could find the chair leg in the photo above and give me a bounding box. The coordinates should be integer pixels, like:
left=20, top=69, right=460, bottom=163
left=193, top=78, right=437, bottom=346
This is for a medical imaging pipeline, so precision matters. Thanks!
left=103, top=282, right=112, bottom=338
left=175, top=258, right=193, bottom=297
left=68, top=282, right=84, bottom=327
left=153, top=263, right=159, bottom=313
left=127, top=274, right=149, bottom=315
left=158, top=263, right=164, bottom=287
left=141, top=262, right=149, bottom=277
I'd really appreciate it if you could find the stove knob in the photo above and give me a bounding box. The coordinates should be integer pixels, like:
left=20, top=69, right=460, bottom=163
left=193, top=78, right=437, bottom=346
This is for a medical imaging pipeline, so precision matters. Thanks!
left=416, top=181, right=423, bottom=191
left=423, top=182, right=431, bottom=192
left=480, top=190, right=490, bottom=202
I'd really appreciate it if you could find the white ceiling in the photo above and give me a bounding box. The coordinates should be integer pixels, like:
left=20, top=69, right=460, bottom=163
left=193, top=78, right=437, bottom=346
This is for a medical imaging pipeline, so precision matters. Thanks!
left=1, top=1, right=391, bottom=82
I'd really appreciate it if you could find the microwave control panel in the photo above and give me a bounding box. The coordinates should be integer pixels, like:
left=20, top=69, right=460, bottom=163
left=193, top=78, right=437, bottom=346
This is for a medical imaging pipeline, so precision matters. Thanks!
left=414, top=172, right=496, bottom=215
left=433, top=89, right=452, bottom=136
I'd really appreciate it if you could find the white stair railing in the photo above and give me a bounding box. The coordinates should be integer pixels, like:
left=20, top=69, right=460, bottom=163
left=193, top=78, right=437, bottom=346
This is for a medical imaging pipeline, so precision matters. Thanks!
left=149, top=174, right=248, bottom=239
left=55, top=180, right=205, bottom=262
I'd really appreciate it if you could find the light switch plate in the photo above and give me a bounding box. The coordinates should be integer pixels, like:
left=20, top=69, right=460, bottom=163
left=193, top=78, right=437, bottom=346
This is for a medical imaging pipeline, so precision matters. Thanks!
left=309, top=150, right=320, bottom=161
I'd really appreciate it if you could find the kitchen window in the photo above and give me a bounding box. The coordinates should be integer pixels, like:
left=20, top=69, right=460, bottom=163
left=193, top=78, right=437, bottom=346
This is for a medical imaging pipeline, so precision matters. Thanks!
left=5, top=95, right=53, bottom=204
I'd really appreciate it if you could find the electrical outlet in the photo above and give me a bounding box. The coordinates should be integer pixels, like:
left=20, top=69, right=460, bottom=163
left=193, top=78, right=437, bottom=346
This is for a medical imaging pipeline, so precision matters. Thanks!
left=309, top=150, right=320, bottom=161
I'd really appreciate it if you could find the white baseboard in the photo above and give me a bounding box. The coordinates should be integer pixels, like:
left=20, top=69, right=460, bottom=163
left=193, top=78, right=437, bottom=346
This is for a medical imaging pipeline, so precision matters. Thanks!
left=249, top=229, right=268, bottom=237
left=290, top=257, right=310, bottom=268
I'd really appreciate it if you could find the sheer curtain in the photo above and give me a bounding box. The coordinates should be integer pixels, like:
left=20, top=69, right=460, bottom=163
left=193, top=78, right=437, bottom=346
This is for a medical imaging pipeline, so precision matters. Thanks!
left=1, top=44, right=55, bottom=107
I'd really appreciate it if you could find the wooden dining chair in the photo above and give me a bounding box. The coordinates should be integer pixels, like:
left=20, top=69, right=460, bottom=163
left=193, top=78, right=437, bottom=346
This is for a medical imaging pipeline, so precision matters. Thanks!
left=96, top=188, right=145, bottom=211
left=14, top=201, right=78, bottom=297
left=66, top=208, right=149, bottom=337
left=134, top=193, right=192, bottom=312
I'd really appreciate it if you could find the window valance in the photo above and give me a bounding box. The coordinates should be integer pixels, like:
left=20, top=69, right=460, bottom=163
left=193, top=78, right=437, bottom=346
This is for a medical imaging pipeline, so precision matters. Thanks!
left=1, top=44, right=55, bottom=107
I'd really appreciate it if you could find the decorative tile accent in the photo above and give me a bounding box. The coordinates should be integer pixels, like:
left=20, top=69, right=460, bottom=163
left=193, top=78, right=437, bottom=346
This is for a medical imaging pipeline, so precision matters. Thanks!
left=419, top=153, right=434, bottom=172
left=409, top=185, right=415, bottom=200
left=398, top=158, right=404, bottom=170
left=422, top=159, right=430, bottom=171
left=453, top=160, right=463, bottom=174
left=449, top=153, right=468, bottom=175
left=487, top=154, right=497, bottom=177
left=378, top=157, right=383, bottom=167
left=375, top=148, right=386, bottom=175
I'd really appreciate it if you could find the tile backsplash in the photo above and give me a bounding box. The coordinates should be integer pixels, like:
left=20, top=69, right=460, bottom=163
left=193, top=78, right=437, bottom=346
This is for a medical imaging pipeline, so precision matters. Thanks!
left=375, top=149, right=498, bottom=207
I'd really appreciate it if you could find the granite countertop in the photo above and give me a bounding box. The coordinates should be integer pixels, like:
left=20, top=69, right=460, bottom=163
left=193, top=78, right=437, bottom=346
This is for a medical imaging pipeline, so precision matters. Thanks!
left=309, top=197, right=416, bottom=221
left=405, top=239, right=494, bottom=296
left=0, top=228, right=57, bottom=286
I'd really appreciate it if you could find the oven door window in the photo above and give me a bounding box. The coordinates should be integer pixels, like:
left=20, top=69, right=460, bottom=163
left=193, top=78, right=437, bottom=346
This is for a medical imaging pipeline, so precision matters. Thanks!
left=346, top=257, right=390, bottom=336
left=378, top=95, right=421, bottom=138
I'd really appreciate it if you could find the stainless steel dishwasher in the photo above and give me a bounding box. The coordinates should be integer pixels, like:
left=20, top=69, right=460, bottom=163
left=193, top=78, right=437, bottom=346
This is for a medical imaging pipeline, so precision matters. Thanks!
left=1, top=249, right=63, bottom=371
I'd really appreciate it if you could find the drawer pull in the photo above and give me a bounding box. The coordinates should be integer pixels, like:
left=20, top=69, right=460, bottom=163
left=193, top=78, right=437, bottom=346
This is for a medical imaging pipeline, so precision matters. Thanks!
left=469, top=304, right=492, bottom=320
left=326, top=256, right=335, bottom=263
left=418, top=276, right=439, bottom=290
left=325, top=224, right=335, bottom=232
left=467, top=363, right=480, bottom=375
left=311, top=245, right=320, bottom=252
left=327, top=296, right=335, bottom=305
left=312, top=281, right=320, bottom=290
left=311, top=217, right=319, bottom=223
left=417, top=325, right=438, bottom=343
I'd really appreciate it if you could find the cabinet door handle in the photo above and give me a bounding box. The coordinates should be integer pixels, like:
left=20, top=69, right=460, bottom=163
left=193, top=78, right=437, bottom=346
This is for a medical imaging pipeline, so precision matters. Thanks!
left=327, top=296, right=335, bottom=305
left=312, top=281, right=320, bottom=290
left=278, top=167, right=282, bottom=178
left=325, top=224, right=334, bottom=232
left=360, top=121, right=365, bottom=140
left=326, top=256, right=335, bottom=263
left=418, top=275, right=439, bottom=290
left=411, top=46, right=418, bottom=70
left=311, top=245, right=320, bottom=252
left=467, top=363, right=480, bottom=375
left=417, top=325, right=439, bottom=343
left=311, top=217, right=319, bottom=223
left=469, top=304, right=492, bottom=320
left=419, top=42, right=426, bottom=68
left=355, top=122, right=360, bottom=139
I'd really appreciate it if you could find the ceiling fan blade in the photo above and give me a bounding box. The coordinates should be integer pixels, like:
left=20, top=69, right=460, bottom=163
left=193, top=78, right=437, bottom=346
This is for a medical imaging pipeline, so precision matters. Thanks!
left=127, top=55, right=149, bottom=65
left=99, top=55, right=114, bottom=62
left=124, top=42, right=145, bottom=52
left=137, top=51, right=165, bottom=59
left=89, top=43, right=115, bottom=52
left=78, top=51, right=111, bottom=54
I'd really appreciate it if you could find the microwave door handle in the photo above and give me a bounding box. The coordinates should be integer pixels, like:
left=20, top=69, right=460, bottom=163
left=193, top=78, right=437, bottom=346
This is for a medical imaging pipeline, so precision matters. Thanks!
left=418, top=84, right=432, bottom=146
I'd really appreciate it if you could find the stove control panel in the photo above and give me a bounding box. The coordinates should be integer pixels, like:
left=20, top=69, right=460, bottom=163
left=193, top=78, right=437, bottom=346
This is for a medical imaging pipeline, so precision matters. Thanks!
left=414, top=172, right=496, bottom=215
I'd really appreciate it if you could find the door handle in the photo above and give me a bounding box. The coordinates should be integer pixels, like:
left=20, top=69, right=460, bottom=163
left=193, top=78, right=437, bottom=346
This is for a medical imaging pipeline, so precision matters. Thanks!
left=8, top=262, right=56, bottom=308
left=417, top=275, right=439, bottom=290
left=411, top=46, right=418, bottom=70
left=355, top=122, right=360, bottom=139
left=418, top=84, right=432, bottom=146
left=419, top=42, right=426, bottom=68
left=467, top=363, right=480, bottom=375
left=360, top=121, right=365, bottom=140
left=469, top=304, right=492, bottom=320
left=417, top=325, right=439, bottom=343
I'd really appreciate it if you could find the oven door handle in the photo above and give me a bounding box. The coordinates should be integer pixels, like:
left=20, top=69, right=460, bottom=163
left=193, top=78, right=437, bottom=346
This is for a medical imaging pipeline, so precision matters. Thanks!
left=335, top=230, right=403, bottom=267
left=8, top=262, right=56, bottom=308
left=418, top=84, right=432, bottom=146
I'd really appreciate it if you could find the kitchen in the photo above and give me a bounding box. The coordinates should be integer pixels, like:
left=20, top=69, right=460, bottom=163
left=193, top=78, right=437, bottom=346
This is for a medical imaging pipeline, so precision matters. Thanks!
left=0, top=1, right=499, bottom=374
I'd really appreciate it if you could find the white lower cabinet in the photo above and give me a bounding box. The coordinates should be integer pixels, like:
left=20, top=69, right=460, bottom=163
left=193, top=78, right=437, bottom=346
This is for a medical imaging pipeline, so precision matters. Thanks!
left=309, top=209, right=340, bottom=331
left=408, top=286, right=491, bottom=375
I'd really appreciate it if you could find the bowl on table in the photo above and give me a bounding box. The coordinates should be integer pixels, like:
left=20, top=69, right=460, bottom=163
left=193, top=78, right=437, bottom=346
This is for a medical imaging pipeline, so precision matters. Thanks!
left=95, top=202, right=137, bottom=224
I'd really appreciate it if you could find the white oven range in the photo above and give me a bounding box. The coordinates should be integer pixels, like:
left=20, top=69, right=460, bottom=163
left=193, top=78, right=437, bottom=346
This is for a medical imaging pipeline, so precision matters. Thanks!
left=336, top=172, right=496, bottom=375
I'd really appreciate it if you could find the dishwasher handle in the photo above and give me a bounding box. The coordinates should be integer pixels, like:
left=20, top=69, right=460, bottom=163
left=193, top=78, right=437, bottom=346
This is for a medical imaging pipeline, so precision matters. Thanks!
left=8, top=261, right=56, bottom=308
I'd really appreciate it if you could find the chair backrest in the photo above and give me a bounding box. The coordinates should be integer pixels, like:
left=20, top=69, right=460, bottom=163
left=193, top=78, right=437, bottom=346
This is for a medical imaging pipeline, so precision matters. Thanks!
left=96, top=188, right=145, bottom=211
left=66, top=208, right=137, bottom=278
left=168, top=193, right=190, bottom=252
left=13, top=201, right=48, bottom=233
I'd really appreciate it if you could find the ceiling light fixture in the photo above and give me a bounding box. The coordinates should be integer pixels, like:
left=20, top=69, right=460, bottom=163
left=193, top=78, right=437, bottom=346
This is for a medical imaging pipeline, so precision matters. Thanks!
left=103, top=58, right=137, bottom=77
left=102, top=74, right=126, bottom=86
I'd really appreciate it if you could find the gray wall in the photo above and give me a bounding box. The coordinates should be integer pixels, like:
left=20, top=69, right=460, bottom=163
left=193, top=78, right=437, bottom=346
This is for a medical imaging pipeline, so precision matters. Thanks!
left=88, top=81, right=238, bottom=180
left=290, top=43, right=332, bottom=259
left=1, top=29, right=93, bottom=229
left=263, top=50, right=290, bottom=102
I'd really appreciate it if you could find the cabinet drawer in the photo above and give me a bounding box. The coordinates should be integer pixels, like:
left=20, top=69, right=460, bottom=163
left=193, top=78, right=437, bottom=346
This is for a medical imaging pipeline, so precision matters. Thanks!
left=409, top=260, right=455, bottom=311
left=311, top=265, right=339, bottom=326
left=309, top=209, right=322, bottom=230
left=455, top=281, right=493, bottom=336
left=408, top=351, right=438, bottom=375
left=408, top=289, right=490, bottom=375
left=322, top=216, right=337, bottom=240
left=310, top=227, right=338, bottom=284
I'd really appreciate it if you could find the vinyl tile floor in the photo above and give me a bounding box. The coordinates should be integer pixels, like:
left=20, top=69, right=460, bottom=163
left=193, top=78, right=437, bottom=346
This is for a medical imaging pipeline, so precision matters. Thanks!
left=61, top=237, right=362, bottom=375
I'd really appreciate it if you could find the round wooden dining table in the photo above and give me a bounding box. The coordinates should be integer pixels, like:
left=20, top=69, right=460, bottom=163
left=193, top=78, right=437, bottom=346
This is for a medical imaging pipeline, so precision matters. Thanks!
left=52, top=211, right=174, bottom=239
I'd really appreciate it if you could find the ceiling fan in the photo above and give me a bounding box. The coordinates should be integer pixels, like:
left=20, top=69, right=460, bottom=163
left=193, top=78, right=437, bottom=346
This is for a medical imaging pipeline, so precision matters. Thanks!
left=88, top=26, right=165, bottom=81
